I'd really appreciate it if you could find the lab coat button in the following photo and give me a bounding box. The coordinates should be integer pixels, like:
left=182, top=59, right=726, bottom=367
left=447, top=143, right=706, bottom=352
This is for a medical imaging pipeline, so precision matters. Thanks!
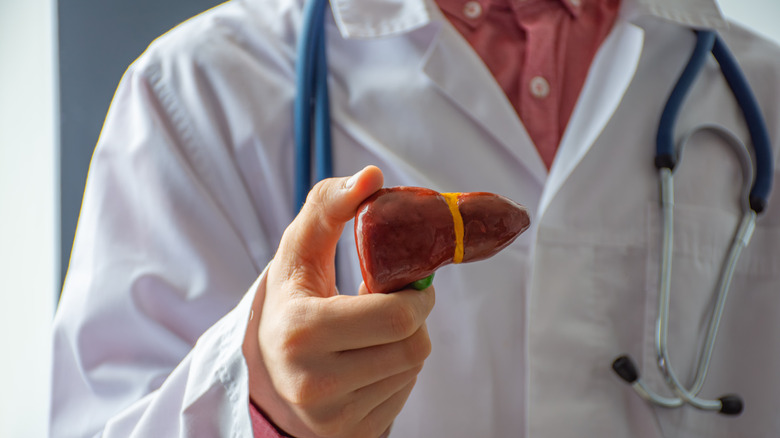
left=463, top=1, right=483, bottom=19
left=530, top=76, right=550, bottom=98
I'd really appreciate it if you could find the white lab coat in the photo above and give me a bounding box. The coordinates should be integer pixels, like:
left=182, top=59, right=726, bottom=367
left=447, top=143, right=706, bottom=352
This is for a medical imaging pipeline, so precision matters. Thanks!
left=51, top=0, right=780, bottom=436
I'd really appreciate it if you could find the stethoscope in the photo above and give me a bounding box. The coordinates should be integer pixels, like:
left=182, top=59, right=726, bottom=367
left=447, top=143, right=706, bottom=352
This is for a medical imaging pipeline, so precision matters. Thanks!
left=611, top=29, right=773, bottom=416
left=293, top=0, right=774, bottom=417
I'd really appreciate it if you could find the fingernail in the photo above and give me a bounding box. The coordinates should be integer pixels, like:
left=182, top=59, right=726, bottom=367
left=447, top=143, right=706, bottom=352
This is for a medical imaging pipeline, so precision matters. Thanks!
left=345, top=168, right=362, bottom=190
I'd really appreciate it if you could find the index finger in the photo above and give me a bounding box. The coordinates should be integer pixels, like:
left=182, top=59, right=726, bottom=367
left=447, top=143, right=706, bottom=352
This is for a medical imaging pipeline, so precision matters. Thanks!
left=302, top=285, right=436, bottom=352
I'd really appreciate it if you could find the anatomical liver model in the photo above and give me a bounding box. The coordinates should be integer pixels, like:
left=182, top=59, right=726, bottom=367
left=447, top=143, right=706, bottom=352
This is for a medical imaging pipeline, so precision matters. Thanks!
left=354, top=187, right=531, bottom=294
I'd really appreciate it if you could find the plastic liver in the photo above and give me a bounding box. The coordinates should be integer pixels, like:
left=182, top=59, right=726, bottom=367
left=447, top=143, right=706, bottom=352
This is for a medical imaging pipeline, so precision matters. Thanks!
left=354, top=187, right=531, bottom=293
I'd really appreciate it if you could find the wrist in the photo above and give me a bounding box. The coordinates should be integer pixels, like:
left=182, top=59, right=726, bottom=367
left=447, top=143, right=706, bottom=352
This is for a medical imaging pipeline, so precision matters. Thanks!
left=241, top=264, right=307, bottom=437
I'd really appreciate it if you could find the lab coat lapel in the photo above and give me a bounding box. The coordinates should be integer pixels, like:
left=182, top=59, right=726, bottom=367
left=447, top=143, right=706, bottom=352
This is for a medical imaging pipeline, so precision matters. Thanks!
left=537, top=20, right=646, bottom=220
left=420, top=22, right=548, bottom=186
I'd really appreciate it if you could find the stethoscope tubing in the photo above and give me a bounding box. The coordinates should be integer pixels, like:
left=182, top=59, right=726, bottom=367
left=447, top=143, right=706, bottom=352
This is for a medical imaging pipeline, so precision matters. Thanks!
left=655, top=31, right=716, bottom=170
left=656, top=30, right=773, bottom=213
left=615, top=29, right=774, bottom=416
left=294, top=0, right=333, bottom=213
left=655, top=169, right=754, bottom=413
left=712, top=36, right=773, bottom=213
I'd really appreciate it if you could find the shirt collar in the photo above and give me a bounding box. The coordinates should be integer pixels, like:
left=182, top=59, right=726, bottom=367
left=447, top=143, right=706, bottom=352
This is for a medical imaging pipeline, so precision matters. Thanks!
left=436, top=0, right=583, bottom=30
left=329, top=0, right=727, bottom=39
left=623, top=0, right=727, bottom=30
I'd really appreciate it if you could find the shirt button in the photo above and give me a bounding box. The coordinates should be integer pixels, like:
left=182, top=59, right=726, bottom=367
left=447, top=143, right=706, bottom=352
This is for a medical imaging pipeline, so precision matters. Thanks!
left=530, top=76, right=550, bottom=99
left=463, top=1, right=483, bottom=19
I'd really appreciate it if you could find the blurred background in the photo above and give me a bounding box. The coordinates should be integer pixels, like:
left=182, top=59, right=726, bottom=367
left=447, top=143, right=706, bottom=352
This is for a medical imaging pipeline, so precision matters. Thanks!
left=1, top=0, right=779, bottom=436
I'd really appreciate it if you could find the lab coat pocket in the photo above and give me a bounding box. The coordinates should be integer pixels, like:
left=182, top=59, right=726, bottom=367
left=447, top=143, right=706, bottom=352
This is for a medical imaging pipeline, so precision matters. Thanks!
left=642, top=202, right=780, bottom=438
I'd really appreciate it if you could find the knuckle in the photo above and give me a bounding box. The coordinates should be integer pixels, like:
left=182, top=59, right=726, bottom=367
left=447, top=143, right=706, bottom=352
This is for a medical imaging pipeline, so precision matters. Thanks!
left=275, top=380, right=304, bottom=406
left=309, top=178, right=331, bottom=199
left=274, top=310, right=313, bottom=361
left=307, top=409, right=349, bottom=438
left=277, top=373, right=314, bottom=406
left=357, top=417, right=382, bottom=438
left=422, top=286, right=436, bottom=312
left=330, top=400, right=361, bottom=436
left=300, top=180, right=343, bottom=236
left=310, top=423, right=341, bottom=438
left=412, top=287, right=435, bottom=319
left=307, top=424, right=333, bottom=438
left=405, top=330, right=432, bottom=364
left=285, top=371, right=339, bottom=407
left=304, top=180, right=332, bottom=215
left=386, top=303, right=418, bottom=339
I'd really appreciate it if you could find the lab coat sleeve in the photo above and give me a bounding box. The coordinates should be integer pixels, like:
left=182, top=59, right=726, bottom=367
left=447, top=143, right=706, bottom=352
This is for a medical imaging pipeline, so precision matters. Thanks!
left=50, top=47, right=276, bottom=437
left=102, top=276, right=260, bottom=437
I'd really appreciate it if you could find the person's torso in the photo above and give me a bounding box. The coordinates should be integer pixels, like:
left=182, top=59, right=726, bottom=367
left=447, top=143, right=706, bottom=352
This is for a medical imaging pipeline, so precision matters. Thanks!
left=137, top=0, right=780, bottom=435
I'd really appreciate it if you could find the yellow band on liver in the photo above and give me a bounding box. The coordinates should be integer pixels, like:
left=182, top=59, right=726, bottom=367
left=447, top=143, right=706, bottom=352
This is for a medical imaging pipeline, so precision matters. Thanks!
left=442, top=193, right=464, bottom=264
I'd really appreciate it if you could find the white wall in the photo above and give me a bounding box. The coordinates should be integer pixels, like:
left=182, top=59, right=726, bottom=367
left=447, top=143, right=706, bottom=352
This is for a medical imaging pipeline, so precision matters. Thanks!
left=718, top=0, right=780, bottom=44
left=0, top=0, right=57, bottom=437
left=0, top=1, right=776, bottom=438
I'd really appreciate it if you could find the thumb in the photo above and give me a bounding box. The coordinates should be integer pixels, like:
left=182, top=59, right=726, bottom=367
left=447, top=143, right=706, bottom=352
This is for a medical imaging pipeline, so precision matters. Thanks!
left=271, top=165, right=384, bottom=297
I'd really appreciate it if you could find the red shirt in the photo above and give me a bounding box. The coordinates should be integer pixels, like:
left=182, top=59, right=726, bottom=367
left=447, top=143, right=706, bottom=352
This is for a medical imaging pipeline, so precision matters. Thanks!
left=250, top=402, right=292, bottom=437
left=250, top=1, right=619, bottom=435
left=437, top=0, right=620, bottom=169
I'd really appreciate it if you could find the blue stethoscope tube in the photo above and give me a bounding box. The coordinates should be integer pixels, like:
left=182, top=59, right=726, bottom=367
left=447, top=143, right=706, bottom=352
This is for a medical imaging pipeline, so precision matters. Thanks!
left=613, top=30, right=773, bottom=416
left=656, top=30, right=773, bottom=213
left=294, top=0, right=332, bottom=212
left=294, top=2, right=775, bottom=417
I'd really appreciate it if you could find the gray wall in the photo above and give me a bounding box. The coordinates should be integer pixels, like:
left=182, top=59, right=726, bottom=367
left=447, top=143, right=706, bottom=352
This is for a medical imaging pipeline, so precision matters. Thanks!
left=58, top=0, right=224, bottom=288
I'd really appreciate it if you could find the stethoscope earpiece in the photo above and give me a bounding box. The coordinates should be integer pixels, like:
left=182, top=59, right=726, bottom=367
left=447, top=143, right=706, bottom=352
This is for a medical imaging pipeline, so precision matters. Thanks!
left=612, top=355, right=639, bottom=384
left=612, top=354, right=745, bottom=415
left=718, top=395, right=744, bottom=416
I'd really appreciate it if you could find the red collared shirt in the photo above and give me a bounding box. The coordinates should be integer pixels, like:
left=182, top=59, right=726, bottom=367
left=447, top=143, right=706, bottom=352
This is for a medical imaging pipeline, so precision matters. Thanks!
left=250, top=402, right=292, bottom=437
left=437, top=0, right=620, bottom=169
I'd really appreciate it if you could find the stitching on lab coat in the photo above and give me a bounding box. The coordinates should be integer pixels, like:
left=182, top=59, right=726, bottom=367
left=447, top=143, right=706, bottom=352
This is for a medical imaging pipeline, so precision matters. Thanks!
left=645, top=201, right=780, bottom=276
left=144, top=61, right=263, bottom=277
left=145, top=65, right=212, bottom=191
left=331, top=0, right=432, bottom=39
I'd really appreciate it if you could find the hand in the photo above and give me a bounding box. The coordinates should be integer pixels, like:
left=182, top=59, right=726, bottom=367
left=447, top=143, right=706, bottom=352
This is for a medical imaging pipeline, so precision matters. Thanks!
left=243, top=166, right=435, bottom=438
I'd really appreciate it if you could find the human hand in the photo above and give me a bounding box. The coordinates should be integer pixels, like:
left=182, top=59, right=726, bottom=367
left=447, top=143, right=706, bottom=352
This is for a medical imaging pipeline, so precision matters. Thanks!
left=244, top=166, right=435, bottom=438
